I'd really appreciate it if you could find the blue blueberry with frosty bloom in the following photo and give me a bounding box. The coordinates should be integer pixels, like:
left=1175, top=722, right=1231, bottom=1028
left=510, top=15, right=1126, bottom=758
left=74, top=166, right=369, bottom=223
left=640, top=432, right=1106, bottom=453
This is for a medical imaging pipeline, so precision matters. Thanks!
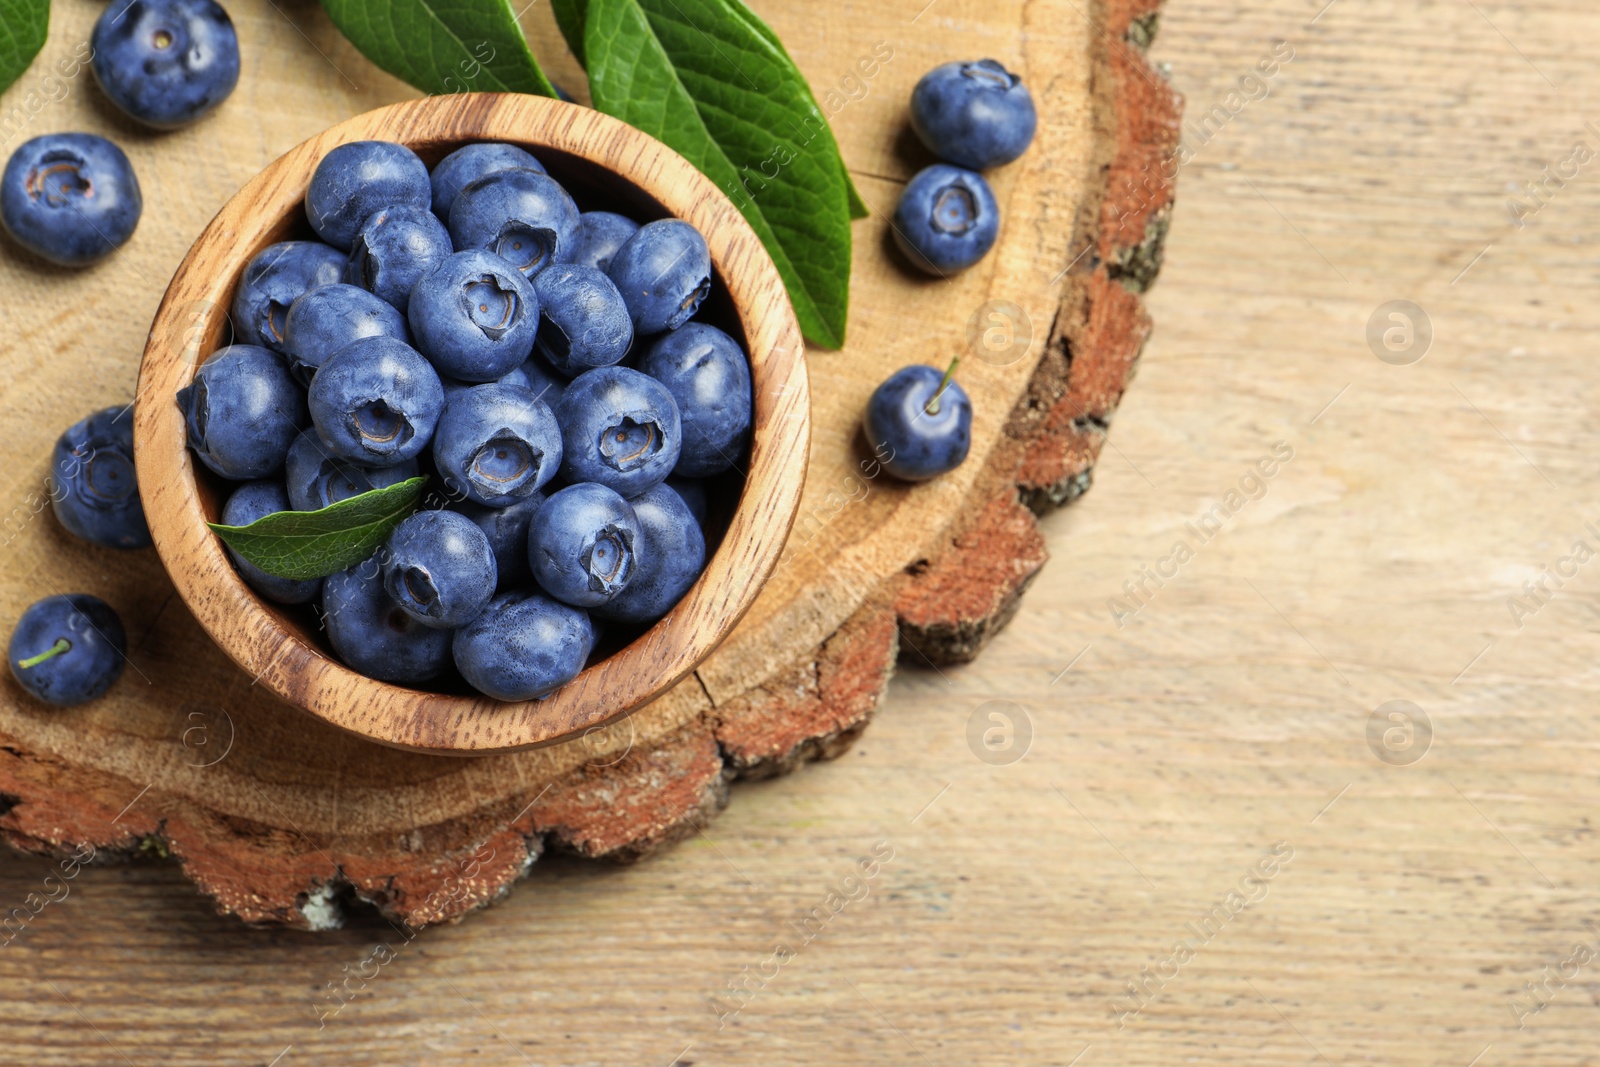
left=910, top=59, right=1037, bottom=170
left=231, top=241, right=346, bottom=351
left=307, top=336, right=443, bottom=466
left=345, top=203, right=452, bottom=312
left=1, top=133, right=141, bottom=266
left=533, top=264, right=633, bottom=375
left=283, top=430, right=418, bottom=511
left=382, top=509, right=496, bottom=629
left=305, top=140, right=431, bottom=251
left=452, top=590, right=594, bottom=701
left=863, top=363, right=972, bottom=481
left=409, top=250, right=539, bottom=382
left=321, top=558, right=452, bottom=684
left=9, top=594, right=126, bottom=705
left=460, top=494, right=543, bottom=590
left=448, top=167, right=578, bottom=278
left=429, top=142, right=544, bottom=219
left=892, top=164, right=1000, bottom=275
left=50, top=405, right=150, bottom=549
left=91, top=0, right=240, bottom=129
left=179, top=344, right=306, bottom=479
left=283, top=283, right=408, bottom=382
left=566, top=211, right=639, bottom=272
left=555, top=366, right=681, bottom=498
left=432, top=383, right=562, bottom=506
left=528, top=482, right=640, bottom=609
left=220, top=481, right=321, bottom=604
left=606, top=219, right=711, bottom=335
left=638, top=323, right=750, bottom=477
left=593, top=481, right=704, bottom=623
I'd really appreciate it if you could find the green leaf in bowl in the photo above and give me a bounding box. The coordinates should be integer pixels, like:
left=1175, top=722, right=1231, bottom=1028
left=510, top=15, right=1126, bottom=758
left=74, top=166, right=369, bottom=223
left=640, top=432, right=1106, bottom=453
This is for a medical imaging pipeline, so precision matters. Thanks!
left=0, top=0, right=48, bottom=96
left=569, top=0, right=856, bottom=347
left=319, top=0, right=558, bottom=97
left=208, top=477, right=427, bottom=582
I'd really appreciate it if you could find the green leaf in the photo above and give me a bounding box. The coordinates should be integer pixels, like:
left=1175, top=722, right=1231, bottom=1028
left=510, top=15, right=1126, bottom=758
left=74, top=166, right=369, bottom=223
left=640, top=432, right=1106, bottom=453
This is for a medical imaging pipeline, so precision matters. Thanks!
left=714, top=0, right=868, bottom=219
left=318, top=0, right=557, bottom=98
left=0, top=0, right=48, bottom=97
left=208, top=477, right=427, bottom=581
left=583, top=0, right=853, bottom=347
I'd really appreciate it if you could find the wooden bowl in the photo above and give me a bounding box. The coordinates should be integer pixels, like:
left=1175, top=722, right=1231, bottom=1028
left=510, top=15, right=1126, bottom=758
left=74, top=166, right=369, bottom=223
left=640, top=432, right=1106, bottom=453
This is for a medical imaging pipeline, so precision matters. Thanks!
left=132, top=94, right=809, bottom=755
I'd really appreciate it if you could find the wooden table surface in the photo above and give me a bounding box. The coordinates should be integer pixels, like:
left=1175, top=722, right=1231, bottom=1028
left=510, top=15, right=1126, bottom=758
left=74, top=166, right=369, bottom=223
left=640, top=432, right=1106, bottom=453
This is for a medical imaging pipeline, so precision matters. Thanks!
left=4, top=0, right=1598, bottom=1063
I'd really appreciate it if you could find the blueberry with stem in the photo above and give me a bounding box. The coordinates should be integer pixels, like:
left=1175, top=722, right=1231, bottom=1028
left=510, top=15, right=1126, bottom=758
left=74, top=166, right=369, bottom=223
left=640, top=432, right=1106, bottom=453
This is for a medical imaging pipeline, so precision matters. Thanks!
left=9, top=594, right=127, bottom=705
left=863, top=355, right=973, bottom=481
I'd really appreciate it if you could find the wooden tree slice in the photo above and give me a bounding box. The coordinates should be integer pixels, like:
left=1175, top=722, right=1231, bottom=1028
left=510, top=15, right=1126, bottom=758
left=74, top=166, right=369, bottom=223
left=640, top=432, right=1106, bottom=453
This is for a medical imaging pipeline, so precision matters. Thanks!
left=0, top=0, right=1179, bottom=927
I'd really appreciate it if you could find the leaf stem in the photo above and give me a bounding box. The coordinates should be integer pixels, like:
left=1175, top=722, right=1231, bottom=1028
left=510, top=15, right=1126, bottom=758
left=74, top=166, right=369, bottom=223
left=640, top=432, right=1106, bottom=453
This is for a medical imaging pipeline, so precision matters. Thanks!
left=925, top=354, right=962, bottom=416
left=17, top=638, right=70, bottom=670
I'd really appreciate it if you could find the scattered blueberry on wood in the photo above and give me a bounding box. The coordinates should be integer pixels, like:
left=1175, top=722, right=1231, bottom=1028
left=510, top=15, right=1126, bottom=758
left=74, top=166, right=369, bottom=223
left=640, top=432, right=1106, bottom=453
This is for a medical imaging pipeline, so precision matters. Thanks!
left=50, top=405, right=151, bottom=549
left=9, top=595, right=127, bottom=706
left=910, top=59, right=1037, bottom=171
left=1, top=133, right=142, bottom=266
left=91, top=0, right=240, bottom=130
left=864, top=357, right=973, bottom=482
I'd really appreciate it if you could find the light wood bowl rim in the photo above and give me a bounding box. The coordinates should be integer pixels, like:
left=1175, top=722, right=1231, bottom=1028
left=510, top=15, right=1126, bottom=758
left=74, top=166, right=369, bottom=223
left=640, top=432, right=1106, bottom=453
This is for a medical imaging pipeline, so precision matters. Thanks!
left=132, top=93, right=810, bottom=756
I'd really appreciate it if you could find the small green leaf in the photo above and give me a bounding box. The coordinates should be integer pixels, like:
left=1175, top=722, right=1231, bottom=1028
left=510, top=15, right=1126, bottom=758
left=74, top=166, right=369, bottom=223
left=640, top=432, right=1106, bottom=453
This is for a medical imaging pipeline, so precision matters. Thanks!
left=713, top=0, right=868, bottom=220
left=0, top=0, right=48, bottom=96
left=209, top=477, right=427, bottom=581
left=582, top=0, right=853, bottom=347
left=319, top=0, right=557, bottom=97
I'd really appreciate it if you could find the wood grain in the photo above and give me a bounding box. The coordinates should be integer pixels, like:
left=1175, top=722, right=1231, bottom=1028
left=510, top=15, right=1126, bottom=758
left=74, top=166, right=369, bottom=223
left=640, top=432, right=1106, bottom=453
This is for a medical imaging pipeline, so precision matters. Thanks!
left=0, top=0, right=1166, bottom=924
left=134, top=93, right=811, bottom=754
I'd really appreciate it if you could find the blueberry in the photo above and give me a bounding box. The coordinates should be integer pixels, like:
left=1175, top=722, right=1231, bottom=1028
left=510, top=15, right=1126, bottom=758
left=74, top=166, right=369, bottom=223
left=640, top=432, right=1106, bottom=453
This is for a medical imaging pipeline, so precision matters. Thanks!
left=346, top=203, right=453, bottom=312
left=1, top=133, right=141, bottom=266
left=910, top=59, right=1037, bottom=170
left=891, top=164, right=1000, bottom=275
left=448, top=167, right=578, bottom=278
left=179, top=344, right=306, bottom=479
left=452, top=590, right=594, bottom=701
left=665, top=476, right=708, bottom=529
left=49, top=405, right=150, bottom=549
left=515, top=352, right=568, bottom=408
left=283, top=283, right=408, bottom=383
left=307, top=336, right=443, bottom=466
left=432, top=383, right=561, bottom=506
left=408, top=250, right=539, bottom=382
left=429, top=142, right=544, bottom=219
left=606, top=219, right=711, bottom=334
left=638, top=323, right=751, bottom=477
left=528, top=482, right=641, bottom=608
left=231, top=241, right=346, bottom=351
left=594, top=481, right=705, bottom=623
left=382, top=510, right=496, bottom=629
left=556, top=366, right=681, bottom=497
left=532, top=264, right=633, bottom=375
left=90, top=0, right=240, bottom=129
left=321, top=558, right=452, bottom=684
left=305, top=140, right=431, bottom=251
left=566, top=210, right=639, bottom=272
left=220, top=481, right=321, bottom=604
left=460, top=494, right=543, bottom=589
left=283, top=430, right=418, bottom=511
left=9, top=594, right=126, bottom=706
left=863, top=363, right=972, bottom=481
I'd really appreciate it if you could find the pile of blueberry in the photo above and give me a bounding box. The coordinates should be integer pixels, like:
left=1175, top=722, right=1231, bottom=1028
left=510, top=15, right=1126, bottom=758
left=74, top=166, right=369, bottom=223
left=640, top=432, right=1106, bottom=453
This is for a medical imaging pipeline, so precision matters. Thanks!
left=890, top=59, right=1036, bottom=276
left=0, top=0, right=242, bottom=266
left=181, top=138, right=751, bottom=701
